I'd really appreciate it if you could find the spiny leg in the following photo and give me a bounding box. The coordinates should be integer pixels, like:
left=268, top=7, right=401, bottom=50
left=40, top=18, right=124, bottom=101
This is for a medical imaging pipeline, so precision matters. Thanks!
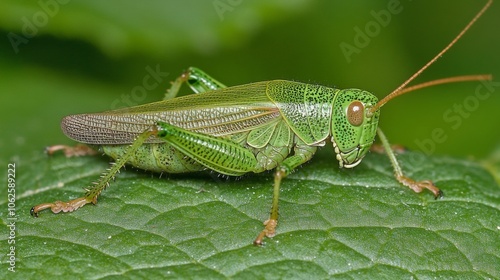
left=254, top=143, right=317, bottom=245
left=31, top=127, right=157, bottom=217
left=164, top=67, right=227, bottom=100
left=377, top=128, right=443, bottom=198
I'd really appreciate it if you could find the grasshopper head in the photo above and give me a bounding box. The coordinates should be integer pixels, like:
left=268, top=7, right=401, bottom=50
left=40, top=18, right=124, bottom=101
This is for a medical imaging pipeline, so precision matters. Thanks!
left=331, top=89, right=380, bottom=168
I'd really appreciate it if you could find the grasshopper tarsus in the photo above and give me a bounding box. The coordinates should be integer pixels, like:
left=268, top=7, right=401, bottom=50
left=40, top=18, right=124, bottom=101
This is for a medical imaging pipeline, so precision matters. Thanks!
left=31, top=197, right=92, bottom=217
left=396, top=176, right=443, bottom=199
left=254, top=218, right=278, bottom=246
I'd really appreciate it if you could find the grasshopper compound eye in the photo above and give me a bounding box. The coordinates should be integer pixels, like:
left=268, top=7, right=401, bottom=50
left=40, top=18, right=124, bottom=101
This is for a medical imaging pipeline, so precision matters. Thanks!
left=347, top=101, right=364, bottom=126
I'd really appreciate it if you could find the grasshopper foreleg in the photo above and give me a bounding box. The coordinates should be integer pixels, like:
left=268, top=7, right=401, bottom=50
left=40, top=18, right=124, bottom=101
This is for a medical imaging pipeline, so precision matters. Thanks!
left=376, top=128, right=443, bottom=198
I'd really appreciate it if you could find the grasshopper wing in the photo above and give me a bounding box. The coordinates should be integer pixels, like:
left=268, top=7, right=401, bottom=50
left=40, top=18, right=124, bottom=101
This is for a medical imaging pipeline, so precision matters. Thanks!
left=62, top=82, right=281, bottom=144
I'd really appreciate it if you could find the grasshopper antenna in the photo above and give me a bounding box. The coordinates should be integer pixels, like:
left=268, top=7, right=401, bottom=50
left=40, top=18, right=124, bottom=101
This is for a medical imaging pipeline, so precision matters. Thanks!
left=369, top=0, right=493, bottom=115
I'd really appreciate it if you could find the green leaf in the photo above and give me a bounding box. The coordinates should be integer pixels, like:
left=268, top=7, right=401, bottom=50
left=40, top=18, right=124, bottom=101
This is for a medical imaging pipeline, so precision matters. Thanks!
left=2, top=149, right=499, bottom=278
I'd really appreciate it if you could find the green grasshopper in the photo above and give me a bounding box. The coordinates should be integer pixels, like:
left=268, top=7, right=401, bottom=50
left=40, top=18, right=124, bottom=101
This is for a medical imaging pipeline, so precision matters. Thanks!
left=32, top=1, right=492, bottom=245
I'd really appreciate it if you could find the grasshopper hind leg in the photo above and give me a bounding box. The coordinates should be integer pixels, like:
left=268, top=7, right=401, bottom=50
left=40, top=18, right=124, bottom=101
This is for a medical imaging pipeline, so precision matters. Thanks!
left=31, top=128, right=157, bottom=217
left=165, top=67, right=226, bottom=99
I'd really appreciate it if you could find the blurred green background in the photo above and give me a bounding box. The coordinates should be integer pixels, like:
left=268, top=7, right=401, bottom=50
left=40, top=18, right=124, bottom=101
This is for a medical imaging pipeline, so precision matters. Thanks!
left=1, top=0, right=499, bottom=165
